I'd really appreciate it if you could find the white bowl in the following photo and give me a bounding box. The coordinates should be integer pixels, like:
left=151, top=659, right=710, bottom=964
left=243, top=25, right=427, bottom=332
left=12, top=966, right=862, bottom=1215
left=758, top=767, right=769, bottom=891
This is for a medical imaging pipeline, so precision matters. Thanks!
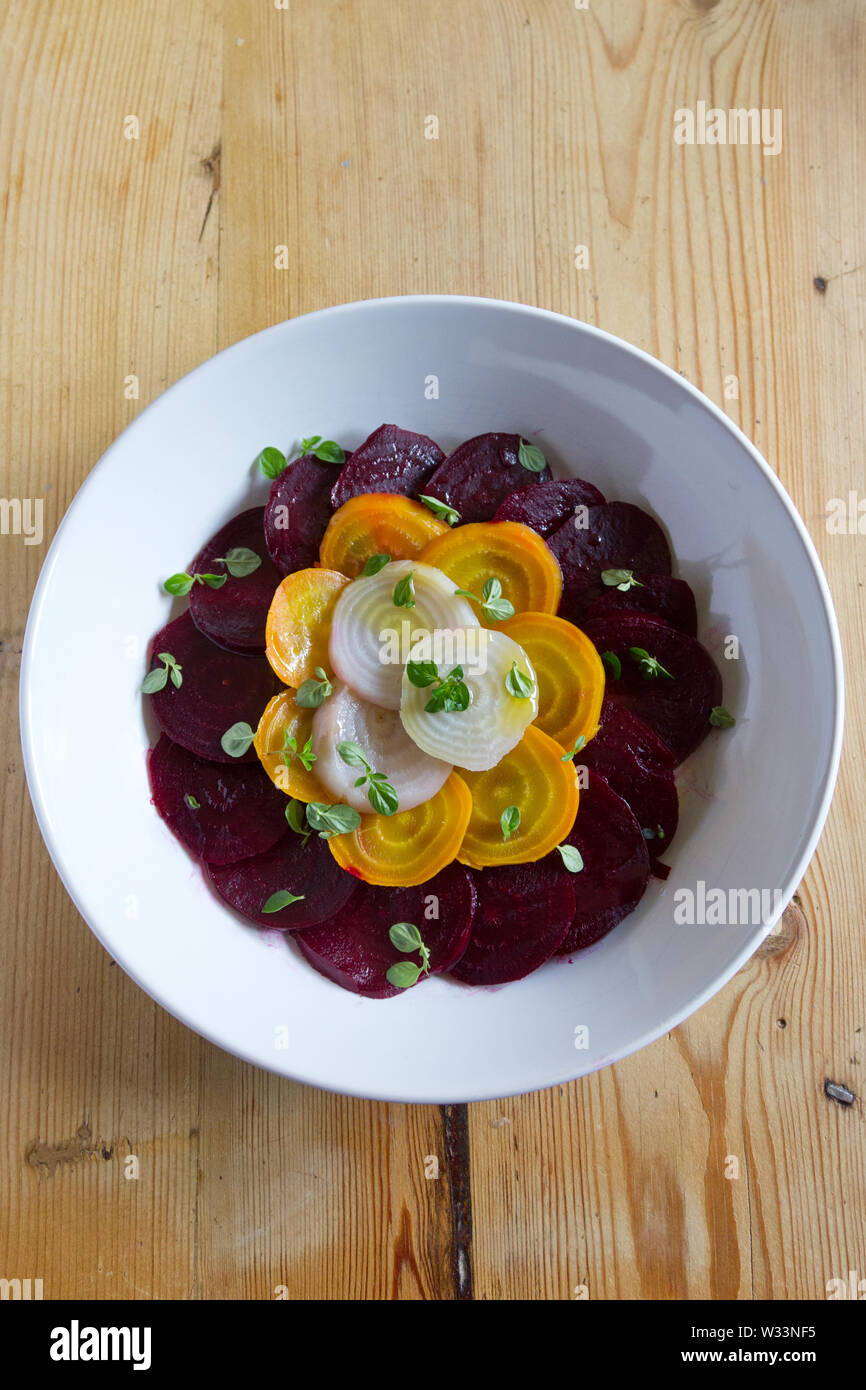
left=20, top=296, right=843, bottom=1102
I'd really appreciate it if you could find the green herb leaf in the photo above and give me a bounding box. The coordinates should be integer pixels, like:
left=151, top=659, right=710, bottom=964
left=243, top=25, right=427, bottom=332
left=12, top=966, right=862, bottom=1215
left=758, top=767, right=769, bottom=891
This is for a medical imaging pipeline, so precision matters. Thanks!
left=389, top=921, right=423, bottom=953
left=284, top=732, right=317, bottom=772
left=198, top=571, right=228, bottom=589
left=337, top=740, right=369, bottom=768
left=517, top=438, right=547, bottom=473
left=312, top=439, right=345, bottom=464
left=184, top=794, right=200, bottom=810
left=501, top=805, right=521, bottom=841
left=300, top=435, right=322, bottom=452
left=257, top=446, right=288, bottom=479
left=406, top=659, right=439, bottom=688
left=455, top=578, right=515, bottom=622
left=141, top=666, right=168, bottom=694
left=417, top=494, right=460, bottom=526
left=601, top=650, right=622, bottom=680
left=386, top=960, right=422, bottom=989
left=368, top=780, right=399, bottom=815
left=285, top=799, right=309, bottom=837
left=560, top=735, right=586, bottom=762
left=601, top=568, right=644, bottom=592
left=361, top=553, right=391, bottom=577
left=305, top=802, right=362, bottom=838
left=709, top=705, right=736, bottom=728
left=295, top=668, right=332, bottom=708
left=556, top=844, right=584, bottom=873
left=142, top=651, right=182, bottom=694
left=505, top=661, right=534, bottom=699
left=221, top=721, right=256, bottom=757
left=629, top=646, right=673, bottom=681
left=163, top=572, right=195, bottom=596
left=262, top=889, right=305, bottom=914
left=424, top=665, right=470, bottom=713
left=386, top=918, right=431, bottom=988
left=393, top=572, right=416, bottom=608
left=220, top=547, right=262, bottom=578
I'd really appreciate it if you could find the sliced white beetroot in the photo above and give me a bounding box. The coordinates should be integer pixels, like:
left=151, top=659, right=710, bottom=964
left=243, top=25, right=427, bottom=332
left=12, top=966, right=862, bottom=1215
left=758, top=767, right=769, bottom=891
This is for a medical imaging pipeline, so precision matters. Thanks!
left=400, top=628, right=538, bottom=772
left=328, top=559, right=479, bottom=710
left=311, top=679, right=452, bottom=814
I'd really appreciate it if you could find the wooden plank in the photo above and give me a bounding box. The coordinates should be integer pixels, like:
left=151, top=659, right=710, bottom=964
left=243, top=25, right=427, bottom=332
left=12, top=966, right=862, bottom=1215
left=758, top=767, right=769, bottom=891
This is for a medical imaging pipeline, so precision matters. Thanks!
left=1, top=0, right=864, bottom=1301
left=466, top=0, right=866, bottom=1301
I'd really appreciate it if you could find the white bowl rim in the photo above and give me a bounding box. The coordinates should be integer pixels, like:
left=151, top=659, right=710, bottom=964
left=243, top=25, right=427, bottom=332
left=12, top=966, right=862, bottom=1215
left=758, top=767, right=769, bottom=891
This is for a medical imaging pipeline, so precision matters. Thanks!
left=19, top=293, right=845, bottom=1101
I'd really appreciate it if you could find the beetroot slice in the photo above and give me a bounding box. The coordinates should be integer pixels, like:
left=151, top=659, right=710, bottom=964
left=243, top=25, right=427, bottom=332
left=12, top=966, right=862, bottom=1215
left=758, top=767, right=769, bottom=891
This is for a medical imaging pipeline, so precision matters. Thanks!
left=330, top=424, right=444, bottom=509
left=493, top=478, right=605, bottom=535
left=582, top=612, right=722, bottom=764
left=148, top=734, right=288, bottom=865
left=554, top=772, right=651, bottom=954
left=423, top=432, right=552, bottom=523
left=448, top=861, right=575, bottom=986
left=146, top=612, right=276, bottom=763
left=585, top=575, right=697, bottom=636
left=264, top=453, right=343, bottom=577
left=295, top=863, right=477, bottom=998
left=581, top=698, right=679, bottom=864
left=547, top=501, right=672, bottom=623
left=188, top=507, right=281, bottom=653
left=207, top=829, right=358, bottom=930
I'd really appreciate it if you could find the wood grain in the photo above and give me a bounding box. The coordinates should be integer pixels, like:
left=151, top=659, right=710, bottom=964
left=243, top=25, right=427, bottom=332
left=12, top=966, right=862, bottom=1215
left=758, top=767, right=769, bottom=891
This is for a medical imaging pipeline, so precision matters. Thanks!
left=1, top=0, right=864, bottom=1300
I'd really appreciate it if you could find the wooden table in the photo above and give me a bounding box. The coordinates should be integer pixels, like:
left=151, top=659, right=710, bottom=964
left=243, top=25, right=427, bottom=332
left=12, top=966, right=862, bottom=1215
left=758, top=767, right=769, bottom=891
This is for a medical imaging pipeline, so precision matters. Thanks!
left=2, top=0, right=864, bottom=1301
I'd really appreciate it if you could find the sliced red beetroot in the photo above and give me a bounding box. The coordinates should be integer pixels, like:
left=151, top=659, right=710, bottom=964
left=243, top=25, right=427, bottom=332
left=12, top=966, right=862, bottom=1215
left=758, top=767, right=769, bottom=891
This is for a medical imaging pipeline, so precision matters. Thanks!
left=585, top=575, right=697, bottom=636
left=264, top=453, right=343, bottom=577
left=493, top=478, right=605, bottom=535
left=189, top=507, right=281, bottom=653
left=547, top=501, right=672, bottom=623
left=581, top=698, right=679, bottom=864
left=581, top=612, right=722, bottom=764
left=206, top=828, right=358, bottom=930
left=554, top=771, right=650, bottom=954
left=330, top=424, right=444, bottom=509
left=148, top=734, right=288, bottom=865
left=423, top=432, right=552, bottom=523
left=295, top=863, right=476, bottom=998
left=146, top=611, right=276, bottom=763
left=448, top=861, right=575, bottom=986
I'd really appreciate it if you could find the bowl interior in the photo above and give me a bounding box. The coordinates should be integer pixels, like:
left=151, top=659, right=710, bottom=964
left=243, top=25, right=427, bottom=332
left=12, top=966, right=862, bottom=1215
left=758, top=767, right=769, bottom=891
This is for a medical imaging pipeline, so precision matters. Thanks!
left=20, top=296, right=842, bottom=1101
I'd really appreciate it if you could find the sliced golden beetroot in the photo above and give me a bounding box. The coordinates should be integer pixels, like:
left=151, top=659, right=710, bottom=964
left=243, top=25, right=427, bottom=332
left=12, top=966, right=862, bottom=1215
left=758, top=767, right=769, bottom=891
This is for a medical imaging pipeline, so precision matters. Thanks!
left=457, top=725, right=579, bottom=868
left=500, top=611, right=604, bottom=751
left=265, top=568, right=349, bottom=687
left=254, top=688, right=330, bottom=802
left=419, top=520, right=562, bottom=626
left=319, top=493, right=448, bottom=577
left=327, top=772, right=472, bottom=886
